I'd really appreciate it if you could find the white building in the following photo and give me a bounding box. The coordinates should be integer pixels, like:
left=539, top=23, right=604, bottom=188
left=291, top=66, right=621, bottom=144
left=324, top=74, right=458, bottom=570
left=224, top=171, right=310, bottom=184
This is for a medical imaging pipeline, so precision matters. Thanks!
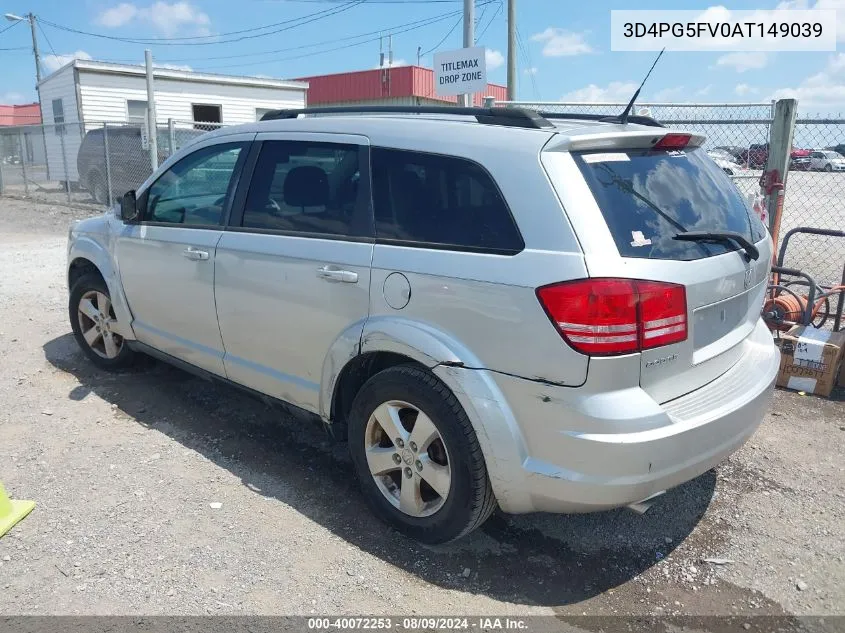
left=37, top=59, right=308, bottom=183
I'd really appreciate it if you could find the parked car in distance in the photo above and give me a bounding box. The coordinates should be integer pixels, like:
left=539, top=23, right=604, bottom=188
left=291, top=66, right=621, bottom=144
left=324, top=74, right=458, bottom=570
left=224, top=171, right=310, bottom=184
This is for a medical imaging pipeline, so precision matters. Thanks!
left=809, top=149, right=845, bottom=171
left=740, top=143, right=811, bottom=170
left=77, top=126, right=206, bottom=204
left=713, top=145, right=747, bottom=163
left=66, top=107, right=779, bottom=543
left=707, top=149, right=745, bottom=175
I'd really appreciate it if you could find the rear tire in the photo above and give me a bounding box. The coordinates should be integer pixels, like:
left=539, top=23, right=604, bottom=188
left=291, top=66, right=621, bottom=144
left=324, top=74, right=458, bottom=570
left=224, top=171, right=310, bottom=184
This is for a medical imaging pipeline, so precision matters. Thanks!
left=69, top=273, right=136, bottom=370
left=348, top=365, right=496, bottom=544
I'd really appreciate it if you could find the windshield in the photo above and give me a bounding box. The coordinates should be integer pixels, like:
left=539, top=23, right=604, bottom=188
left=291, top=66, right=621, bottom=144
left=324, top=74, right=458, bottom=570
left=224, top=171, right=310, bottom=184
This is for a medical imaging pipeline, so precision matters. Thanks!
left=574, top=147, right=767, bottom=261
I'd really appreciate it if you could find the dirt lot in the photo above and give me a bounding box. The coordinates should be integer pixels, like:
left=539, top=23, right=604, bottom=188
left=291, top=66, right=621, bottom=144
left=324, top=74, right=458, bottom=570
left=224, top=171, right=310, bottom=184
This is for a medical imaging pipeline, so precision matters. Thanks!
left=0, top=198, right=843, bottom=620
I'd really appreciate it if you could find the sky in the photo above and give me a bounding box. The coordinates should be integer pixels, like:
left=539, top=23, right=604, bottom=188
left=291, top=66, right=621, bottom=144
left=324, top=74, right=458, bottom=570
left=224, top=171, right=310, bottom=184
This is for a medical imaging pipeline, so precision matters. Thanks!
left=2, top=0, right=845, bottom=114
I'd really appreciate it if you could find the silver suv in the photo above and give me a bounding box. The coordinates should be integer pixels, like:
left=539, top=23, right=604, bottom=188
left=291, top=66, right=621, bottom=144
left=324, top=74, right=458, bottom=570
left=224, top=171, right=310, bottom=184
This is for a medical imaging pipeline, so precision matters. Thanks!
left=66, top=106, right=779, bottom=543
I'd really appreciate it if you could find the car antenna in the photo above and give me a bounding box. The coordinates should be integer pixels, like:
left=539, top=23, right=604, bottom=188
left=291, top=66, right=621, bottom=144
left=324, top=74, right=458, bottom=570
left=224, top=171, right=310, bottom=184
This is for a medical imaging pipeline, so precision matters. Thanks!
left=617, top=47, right=665, bottom=124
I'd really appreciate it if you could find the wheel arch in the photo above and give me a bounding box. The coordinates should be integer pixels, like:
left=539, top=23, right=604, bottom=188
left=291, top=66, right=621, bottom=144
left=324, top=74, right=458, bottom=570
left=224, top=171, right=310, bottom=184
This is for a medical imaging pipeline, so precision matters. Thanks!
left=321, top=316, right=531, bottom=512
left=68, top=236, right=136, bottom=340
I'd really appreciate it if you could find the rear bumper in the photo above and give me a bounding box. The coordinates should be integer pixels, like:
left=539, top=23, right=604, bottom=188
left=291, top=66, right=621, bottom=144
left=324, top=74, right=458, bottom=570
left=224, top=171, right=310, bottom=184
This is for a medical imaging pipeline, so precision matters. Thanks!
left=486, top=319, right=779, bottom=514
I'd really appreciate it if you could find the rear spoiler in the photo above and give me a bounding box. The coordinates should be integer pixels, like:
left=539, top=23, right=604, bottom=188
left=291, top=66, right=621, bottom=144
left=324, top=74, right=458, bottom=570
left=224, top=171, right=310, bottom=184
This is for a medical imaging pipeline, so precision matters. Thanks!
left=546, top=129, right=706, bottom=153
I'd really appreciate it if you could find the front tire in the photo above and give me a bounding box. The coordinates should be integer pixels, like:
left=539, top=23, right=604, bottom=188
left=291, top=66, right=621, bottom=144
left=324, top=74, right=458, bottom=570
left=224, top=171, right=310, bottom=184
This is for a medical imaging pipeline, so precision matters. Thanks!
left=348, top=365, right=496, bottom=544
left=69, top=273, right=136, bottom=370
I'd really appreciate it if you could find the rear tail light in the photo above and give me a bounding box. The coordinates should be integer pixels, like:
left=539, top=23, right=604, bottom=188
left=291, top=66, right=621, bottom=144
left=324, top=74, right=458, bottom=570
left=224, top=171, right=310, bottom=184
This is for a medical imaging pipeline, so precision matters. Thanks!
left=653, top=133, right=691, bottom=151
left=536, top=279, right=687, bottom=356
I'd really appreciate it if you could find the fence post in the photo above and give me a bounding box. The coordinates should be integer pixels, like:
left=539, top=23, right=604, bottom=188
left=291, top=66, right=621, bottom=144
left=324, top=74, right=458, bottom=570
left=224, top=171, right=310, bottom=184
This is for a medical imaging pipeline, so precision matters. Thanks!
left=58, top=125, right=71, bottom=203
left=18, top=131, right=29, bottom=196
left=168, top=118, right=175, bottom=157
left=103, top=123, right=113, bottom=205
left=764, top=98, right=797, bottom=243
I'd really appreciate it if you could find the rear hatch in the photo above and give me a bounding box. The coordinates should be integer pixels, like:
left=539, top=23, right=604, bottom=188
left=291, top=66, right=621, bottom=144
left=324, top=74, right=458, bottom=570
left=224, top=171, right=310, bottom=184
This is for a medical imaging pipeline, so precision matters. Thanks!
left=544, top=132, right=771, bottom=404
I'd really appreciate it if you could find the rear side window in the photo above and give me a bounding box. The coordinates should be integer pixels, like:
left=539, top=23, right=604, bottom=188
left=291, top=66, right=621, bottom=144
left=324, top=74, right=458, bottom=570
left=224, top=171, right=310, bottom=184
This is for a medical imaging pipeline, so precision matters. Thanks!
left=574, top=147, right=766, bottom=261
left=371, top=148, right=523, bottom=254
left=242, top=141, right=362, bottom=237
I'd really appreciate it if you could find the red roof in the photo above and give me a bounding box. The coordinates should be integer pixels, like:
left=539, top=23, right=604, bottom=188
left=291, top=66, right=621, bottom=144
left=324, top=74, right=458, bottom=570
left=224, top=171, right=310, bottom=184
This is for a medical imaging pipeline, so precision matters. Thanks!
left=296, top=66, right=506, bottom=106
left=0, top=102, right=41, bottom=126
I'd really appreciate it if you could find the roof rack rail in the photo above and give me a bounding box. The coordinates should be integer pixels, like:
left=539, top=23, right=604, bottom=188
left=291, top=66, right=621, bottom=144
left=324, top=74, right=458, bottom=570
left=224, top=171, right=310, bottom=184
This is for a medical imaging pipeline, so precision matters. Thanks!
left=537, top=111, right=665, bottom=128
left=260, top=105, right=556, bottom=130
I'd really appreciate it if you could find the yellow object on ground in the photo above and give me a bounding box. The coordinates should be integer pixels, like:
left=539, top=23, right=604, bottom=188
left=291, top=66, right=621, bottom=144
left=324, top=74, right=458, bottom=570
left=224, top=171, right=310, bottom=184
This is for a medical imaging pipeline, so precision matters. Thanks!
left=0, top=482, right=34, bottom=538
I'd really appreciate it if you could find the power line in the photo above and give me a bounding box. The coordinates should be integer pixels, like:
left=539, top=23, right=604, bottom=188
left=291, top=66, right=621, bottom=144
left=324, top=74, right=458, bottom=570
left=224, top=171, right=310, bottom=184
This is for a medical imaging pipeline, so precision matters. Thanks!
left=195, top=8, right=474, bottom=71
left=0, top=19, right=23, bottom=36
left=476, top=0, right=501, bottom=41
left=37, top=19, right=59, bottom=59
left=420, top=15, right=461, bottom=57
left=38, top=1, right=364, bottom=46
left=515, top=25, right=538, bottom=99
left=136, top=12, right=462, bottom=63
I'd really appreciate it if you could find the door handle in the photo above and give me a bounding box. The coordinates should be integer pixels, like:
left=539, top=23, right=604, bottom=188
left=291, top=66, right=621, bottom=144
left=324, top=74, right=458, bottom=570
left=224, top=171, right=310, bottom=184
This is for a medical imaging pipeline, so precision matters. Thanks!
left=316, top=266, right=358, bottom=284
left=182, top=247, right=209, bottom=261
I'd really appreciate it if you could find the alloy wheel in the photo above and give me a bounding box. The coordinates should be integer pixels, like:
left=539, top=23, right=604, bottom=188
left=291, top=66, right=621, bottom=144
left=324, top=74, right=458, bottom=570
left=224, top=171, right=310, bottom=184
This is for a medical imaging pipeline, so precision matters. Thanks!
left=364, top=400, right=451, bottom=517
left=77, top=290, right=123, bottom=359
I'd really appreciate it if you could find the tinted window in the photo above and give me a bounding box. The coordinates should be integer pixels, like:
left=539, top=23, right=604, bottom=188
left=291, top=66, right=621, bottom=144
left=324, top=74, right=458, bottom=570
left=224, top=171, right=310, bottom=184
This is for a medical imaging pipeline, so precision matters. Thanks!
left=574, top=147, right=766, bottom=261
left=146, top=142, right=244, bottom=226
left=242, top=141, right=361, bottom=237
left=371, top=148, right=523, bottom=253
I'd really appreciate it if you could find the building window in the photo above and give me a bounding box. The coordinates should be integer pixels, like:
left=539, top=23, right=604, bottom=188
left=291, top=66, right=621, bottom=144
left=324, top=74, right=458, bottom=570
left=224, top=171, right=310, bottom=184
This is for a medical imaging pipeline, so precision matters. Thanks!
left=52, top=98, right=65, bottom=134
left=255, top=108, right=274, bottom=122
left=192, top=104, right=222, bottom=131
left=127, top=100, right=148, bottom=124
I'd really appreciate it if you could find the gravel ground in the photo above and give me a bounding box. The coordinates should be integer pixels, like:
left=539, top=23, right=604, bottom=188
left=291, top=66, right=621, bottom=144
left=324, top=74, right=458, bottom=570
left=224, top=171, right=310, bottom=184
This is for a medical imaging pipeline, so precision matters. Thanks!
left=0, top=198, right=843, bottom=619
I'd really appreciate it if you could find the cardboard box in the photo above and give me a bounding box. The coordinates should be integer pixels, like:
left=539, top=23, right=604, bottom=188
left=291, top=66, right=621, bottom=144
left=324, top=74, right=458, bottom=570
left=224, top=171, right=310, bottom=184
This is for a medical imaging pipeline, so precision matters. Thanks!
left=775, top=326, right=845, bottom=397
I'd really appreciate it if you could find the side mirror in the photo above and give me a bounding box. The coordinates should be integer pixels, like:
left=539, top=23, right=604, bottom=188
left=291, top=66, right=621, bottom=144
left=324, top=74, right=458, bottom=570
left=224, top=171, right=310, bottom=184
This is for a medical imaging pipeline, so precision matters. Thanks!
left=120, top=190, right=139, bottom=222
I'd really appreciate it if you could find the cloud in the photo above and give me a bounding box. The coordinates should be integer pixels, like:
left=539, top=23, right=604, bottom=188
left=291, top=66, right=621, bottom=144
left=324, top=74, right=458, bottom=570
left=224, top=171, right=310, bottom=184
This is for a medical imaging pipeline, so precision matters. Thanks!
left=524, top=67, right=538, bottom=75
left=373, top=58, right=408, bottom=69
left=485, top=49, right=504, bottom=71
left=561, top=81, right=638, bottom=102
left=770, top=53, right=845, bottom=109
left=153, top=62, right=193, bottom=71
left=531, top=28, right=593, bottom=57
left=714, top=52, right=769, bottom=72
left=96, top=2, right=211, bottom=36
left=0, top=92, right=25, bottom=103
left=43, top=50, right=92, bottom=72
left=777, top=0, right=845, bottom=41
left=735, top=83, right=757, bottom=96
left=652, top=86, right=686, bottom=101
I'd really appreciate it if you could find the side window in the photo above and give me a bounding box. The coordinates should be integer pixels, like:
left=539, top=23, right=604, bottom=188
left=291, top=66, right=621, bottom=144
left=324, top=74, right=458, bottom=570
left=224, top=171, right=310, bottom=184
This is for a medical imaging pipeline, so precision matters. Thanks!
left=241, top=140, right=361, bottom=237
left=52, top=98, right=65, bottom=135
left=146, top=142, right=245, bottom=226
left=371, top=148, right=523, bottom=253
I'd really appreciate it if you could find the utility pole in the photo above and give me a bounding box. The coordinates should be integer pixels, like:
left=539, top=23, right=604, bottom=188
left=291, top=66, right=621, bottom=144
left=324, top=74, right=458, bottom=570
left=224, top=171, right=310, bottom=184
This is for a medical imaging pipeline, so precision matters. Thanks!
left=4, top=13, right=42, bottom=83
left=507, top=0, right=516, bottom=100
left=28, top=14, right=41, bottom=83
left=145, top=50, right=159, bottom=171
left=461, top=0, right=474, bottom=107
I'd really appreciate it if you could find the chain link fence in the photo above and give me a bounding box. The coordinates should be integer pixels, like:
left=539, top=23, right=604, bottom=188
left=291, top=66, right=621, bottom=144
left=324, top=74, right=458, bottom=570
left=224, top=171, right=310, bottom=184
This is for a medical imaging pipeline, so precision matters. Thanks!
left=0, top=119, right=226, bottom=209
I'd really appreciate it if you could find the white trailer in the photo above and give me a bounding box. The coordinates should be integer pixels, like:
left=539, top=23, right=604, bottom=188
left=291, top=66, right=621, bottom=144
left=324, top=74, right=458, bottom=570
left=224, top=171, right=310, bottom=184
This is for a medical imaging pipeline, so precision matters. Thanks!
left=37, top=59, right=308, bottom=184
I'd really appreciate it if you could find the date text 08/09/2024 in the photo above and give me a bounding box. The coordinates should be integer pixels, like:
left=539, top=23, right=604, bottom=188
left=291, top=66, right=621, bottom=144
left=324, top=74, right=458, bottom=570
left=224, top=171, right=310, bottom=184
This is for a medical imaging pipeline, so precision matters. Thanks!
left=307, top=617, right=529, bottom=631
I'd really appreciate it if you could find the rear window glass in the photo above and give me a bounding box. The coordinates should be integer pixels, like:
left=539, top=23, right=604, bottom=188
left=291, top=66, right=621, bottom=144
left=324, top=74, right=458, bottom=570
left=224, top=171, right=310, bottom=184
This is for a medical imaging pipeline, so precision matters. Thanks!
left=574, top=147, right=766, bottom=261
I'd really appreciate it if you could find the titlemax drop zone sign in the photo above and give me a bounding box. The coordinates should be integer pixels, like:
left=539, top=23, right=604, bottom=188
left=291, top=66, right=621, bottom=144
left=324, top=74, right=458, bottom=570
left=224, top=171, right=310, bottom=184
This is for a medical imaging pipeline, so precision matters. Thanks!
left=433, top=46, right=487, bottom=97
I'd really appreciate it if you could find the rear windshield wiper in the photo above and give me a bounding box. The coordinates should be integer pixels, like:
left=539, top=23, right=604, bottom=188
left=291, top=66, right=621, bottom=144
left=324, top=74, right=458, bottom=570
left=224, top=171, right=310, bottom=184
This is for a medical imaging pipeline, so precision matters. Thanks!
left=673, top=231, right=759, bottom=261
